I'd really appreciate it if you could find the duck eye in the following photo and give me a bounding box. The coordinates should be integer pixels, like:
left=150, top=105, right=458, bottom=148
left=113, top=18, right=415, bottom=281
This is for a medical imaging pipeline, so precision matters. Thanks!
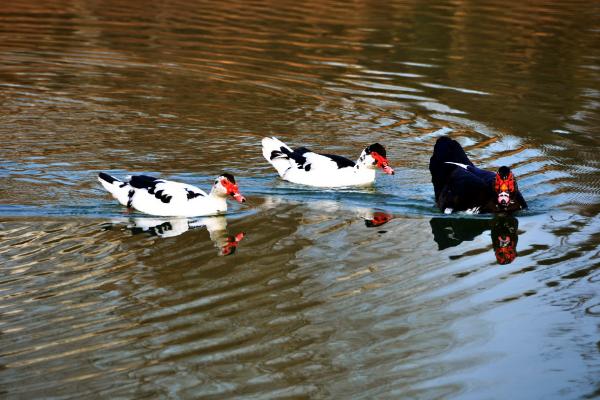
left=214, top=180, right=218, bottom=185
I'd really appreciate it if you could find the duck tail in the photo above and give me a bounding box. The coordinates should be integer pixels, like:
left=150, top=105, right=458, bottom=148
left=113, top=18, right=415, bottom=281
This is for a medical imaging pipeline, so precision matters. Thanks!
left=429, top=136, right=473, bottom=201
left=98, top=172, right=131, bottom=206
left=261, top=137, right=294, bottom=177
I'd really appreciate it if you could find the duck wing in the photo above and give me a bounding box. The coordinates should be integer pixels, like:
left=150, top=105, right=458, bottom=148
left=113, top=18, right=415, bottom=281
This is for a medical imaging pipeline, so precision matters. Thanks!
left=430, top=136, right=475, bottom=201
left=269, top=144, right=356, bottom=173
left=298, top=150, right=355, bottom=172
left=465, top=165, right=495, bottom=184
left=128, top=175, right=207, bottom=209
left=438, top=167, right=493, bottom=212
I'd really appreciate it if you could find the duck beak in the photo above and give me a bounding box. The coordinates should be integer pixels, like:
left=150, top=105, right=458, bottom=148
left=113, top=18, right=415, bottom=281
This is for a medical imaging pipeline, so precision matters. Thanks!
left=232, top=193, right=246, bottom=203
left=372, top=152, right=394, bottom=175
left=497, top=192, right=510, bottom=207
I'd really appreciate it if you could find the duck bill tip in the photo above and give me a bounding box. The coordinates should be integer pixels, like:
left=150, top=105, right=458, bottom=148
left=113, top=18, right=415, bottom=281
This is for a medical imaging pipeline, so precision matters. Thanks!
left=233, top=193, right=246, bottom=203
left=382, top=165, right=395, bottom=175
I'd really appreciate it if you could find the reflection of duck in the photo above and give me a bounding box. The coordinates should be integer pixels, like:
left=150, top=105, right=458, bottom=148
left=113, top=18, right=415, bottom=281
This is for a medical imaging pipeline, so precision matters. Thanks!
left=491, top=215, right=518, bottom=265
left=429, top=215, right=519, bottom=264
left=429, top=217, right=490, bottom=250
left=429, top=136, right=527, bottom=213
left=262, top=196, right=393, bottom=229
left=261, top=137, right=394, bottom=187
left=364, top=211, right=394, bottom=228
left=105, top=216, right=245, bottom=256
left=98, top=172, right=246, bottom=217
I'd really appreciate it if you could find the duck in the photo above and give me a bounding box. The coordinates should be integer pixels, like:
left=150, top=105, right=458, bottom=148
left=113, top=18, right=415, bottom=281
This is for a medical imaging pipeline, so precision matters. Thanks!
left=98, top=172, right=246, bottom=217
left=261, top=137, right=394, bottom=187
left=429, top=136, right=527, bottom=214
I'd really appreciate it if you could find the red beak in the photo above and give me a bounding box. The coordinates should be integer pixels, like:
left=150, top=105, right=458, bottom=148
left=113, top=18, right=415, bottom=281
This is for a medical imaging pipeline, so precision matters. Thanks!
left=371, top=152, right=394, bottom=175
left=232, top=193, right=246, bottom=203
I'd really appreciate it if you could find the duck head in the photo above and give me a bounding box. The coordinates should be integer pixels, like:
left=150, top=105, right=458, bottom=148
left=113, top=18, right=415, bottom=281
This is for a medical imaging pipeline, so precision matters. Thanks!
left=213, top=173, right=246, bottom=203
left=359, top=143, right=394, bottom=175
left=494, top=166, right=517, bottom=210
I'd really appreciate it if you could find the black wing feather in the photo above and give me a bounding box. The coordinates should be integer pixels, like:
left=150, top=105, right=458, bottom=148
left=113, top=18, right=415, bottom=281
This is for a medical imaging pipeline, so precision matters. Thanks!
left=466, top=165, right=495, bottom=185
left=438, top=168, right=492, bottom=211
left=273, top=145, right=356, bottom=170
left=320, top=153, right=356, bottom=169
left=129, top=175, right=161, bottom=189
left=430, top=137, right=474, bottom=201
left=128, top=175, right=175, bottom=204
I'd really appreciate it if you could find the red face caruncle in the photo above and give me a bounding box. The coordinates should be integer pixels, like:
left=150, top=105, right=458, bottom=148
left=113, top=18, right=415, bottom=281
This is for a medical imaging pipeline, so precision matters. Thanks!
left=370, top=151, right=394, bottom=175
left=221, top=232, right=245, bottom=256
left=364, top=211, right=393, bottom=227
left=495, top=235, right=516, bottom=265
left=220, top=178, right=246, bottom=203
left=494, top=172, right=515, bottom=206
left=494, top=172, right=515, bottom=194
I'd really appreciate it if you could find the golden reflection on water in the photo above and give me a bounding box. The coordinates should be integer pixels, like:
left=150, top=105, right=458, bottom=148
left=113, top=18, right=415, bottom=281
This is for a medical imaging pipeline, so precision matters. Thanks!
left=0, top=0, right=599, bottom=398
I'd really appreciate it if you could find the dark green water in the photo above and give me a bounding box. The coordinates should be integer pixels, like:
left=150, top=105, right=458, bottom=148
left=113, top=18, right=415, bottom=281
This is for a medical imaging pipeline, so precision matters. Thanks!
left=0, top=0, right=598, bottom=398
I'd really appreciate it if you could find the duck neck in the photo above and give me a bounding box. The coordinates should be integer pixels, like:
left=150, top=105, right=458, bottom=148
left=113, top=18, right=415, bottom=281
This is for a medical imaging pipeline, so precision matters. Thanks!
left=207, top=191, right=228, bottom=212
left=354, top=156, right=376, bottom=177
left=355, top=152, right=369, bottom=170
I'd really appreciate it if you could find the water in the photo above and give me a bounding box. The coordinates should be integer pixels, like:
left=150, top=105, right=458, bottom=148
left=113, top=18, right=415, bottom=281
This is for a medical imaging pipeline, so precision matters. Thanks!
left=1, top=0, right=599, bottom=398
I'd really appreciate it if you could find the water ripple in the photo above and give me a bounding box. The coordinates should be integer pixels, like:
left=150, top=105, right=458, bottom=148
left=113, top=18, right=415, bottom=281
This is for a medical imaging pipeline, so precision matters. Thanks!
left=0, top=0, right=599, bottom=398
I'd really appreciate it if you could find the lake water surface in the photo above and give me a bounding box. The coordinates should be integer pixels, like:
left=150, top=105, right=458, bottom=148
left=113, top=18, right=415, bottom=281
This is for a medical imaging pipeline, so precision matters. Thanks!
left=1, top=0, right=599, bottom=398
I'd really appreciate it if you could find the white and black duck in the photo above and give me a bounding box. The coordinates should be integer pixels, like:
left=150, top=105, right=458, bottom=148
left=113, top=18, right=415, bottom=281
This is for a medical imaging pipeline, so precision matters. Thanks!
left=429, top=136, right=527, bottom=214
left=261, top=137, right=394, bottom=187
left=98, top=172, right=246, bottom=217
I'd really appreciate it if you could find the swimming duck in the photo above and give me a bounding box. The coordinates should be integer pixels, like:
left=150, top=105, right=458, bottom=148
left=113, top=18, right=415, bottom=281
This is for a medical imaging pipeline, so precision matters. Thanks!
left=261, top=137, right=394, bottom=187
left=98, top=172, right=245, bottom=217
left=429, top=136, right=527, bottom=214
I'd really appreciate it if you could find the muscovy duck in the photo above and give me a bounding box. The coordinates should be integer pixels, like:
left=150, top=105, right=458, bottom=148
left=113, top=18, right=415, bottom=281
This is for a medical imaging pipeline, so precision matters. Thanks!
left=98, top=172, right=245, bottom=217
left=429, top=136, right=527, bottom=214
left=261, top=137, right=394, bottom=187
